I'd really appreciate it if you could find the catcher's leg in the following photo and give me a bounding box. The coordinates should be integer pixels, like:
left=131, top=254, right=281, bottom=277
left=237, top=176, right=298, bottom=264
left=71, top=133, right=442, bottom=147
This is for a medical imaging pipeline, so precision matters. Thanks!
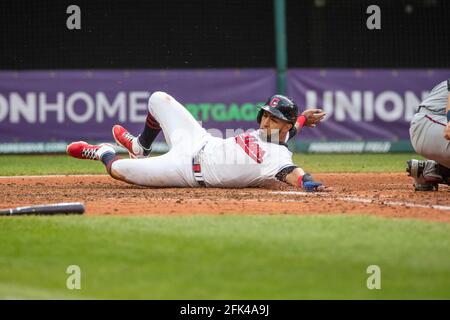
left=408, top=113, right=450, bottom=190
left=406, top=159, right=450, bottom=190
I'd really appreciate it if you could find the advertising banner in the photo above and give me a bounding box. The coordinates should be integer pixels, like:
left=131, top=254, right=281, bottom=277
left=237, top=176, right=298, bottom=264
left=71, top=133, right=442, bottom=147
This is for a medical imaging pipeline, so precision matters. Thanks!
left=0, top=70, right=275, bottom=145
left=288, top=69, right=449, bottom=141
left=1, top=69, right=448, bottom=153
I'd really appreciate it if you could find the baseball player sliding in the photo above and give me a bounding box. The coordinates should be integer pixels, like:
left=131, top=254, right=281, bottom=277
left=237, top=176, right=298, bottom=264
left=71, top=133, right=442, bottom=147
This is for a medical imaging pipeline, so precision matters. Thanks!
left=67, top=92, right=328, bottom=191
left=407, top=78, right=450, bottom=191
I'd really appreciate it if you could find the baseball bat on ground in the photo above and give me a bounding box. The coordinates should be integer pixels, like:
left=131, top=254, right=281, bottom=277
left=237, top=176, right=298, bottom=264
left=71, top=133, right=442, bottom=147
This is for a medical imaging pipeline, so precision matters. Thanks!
left=0, top=202, right=85, bottom=216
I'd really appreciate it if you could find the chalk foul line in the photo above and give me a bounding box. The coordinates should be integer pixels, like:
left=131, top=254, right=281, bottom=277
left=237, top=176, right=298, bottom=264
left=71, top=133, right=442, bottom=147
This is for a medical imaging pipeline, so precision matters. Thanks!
left=270, top=191, right=450, bottom=212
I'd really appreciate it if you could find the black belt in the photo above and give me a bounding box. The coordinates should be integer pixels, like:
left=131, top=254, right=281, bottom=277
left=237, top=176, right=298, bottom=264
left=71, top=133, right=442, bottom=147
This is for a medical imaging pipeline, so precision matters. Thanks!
left=418, top=105, right=439, bottom=114
left=418, top=105, right=427, bottom=112
left=192, top=145, right=206, bottom=187
left=418, top=105, right=445, bottom=117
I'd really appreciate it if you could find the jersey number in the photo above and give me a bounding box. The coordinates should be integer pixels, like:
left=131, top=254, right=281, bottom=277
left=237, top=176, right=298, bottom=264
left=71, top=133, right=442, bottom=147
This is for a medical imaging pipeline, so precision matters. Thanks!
left=235, top=133, right=265, bottom=163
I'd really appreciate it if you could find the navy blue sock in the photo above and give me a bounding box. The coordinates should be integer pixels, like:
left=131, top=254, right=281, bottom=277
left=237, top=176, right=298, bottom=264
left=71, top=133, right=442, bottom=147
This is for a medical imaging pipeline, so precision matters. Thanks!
left=138, top=113, right=161, bottom=150
left=100, top=151, right=120, bottom=175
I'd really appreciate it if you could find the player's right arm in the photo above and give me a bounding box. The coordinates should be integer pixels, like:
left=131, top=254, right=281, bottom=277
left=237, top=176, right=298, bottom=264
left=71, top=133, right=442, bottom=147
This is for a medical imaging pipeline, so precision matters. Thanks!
left=287, top=109, right=326, bottom=141
left=444, top=79, right=450, bottom=140
left=299, top=108, right=326, bottom=129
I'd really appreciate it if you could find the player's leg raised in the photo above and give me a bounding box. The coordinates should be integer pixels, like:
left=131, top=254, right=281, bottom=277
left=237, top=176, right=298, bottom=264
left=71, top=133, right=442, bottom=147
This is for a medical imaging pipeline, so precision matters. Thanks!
left=147, top=91, right=209, bottom=151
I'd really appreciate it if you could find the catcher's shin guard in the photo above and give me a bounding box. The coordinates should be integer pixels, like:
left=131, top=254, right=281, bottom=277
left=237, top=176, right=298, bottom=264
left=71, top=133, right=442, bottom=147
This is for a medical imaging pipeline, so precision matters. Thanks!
left=406, top=159, right=442, bottom=191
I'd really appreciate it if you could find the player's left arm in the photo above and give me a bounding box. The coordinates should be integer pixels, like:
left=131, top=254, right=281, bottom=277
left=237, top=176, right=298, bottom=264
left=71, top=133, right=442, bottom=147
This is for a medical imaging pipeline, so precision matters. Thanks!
left=275, top=166, right=330, bottom=192
left=444, top=79, right=450, bottom=140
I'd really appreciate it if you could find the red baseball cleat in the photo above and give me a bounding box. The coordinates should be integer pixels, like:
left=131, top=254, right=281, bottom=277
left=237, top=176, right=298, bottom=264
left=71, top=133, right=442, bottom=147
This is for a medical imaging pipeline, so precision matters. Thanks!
left=66, top=141, right=115, bottom=161
left=112, top=125, right=151, bottom=159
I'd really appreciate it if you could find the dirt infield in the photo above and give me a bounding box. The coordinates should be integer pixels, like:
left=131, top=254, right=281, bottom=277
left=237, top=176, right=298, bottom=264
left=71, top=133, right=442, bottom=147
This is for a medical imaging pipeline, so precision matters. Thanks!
left=0, top=173, right=449, bottom=222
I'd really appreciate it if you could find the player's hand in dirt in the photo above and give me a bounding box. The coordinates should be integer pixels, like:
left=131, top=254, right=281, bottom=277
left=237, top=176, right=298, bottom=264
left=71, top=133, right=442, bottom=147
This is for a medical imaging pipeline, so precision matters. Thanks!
left=316, top=184, right=333, bottom=192
left=444, top=122, right=450, bottom=140
left=301, top=109, right=326, bottom=127
left=302, top=181, right=332, bottom=192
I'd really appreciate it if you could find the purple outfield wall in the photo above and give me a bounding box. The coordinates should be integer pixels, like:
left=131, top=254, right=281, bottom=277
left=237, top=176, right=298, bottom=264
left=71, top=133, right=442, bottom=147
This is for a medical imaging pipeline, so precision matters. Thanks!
left=0, top=69, right=448, bottom=143
left=288, top=69, right=449, bottom=141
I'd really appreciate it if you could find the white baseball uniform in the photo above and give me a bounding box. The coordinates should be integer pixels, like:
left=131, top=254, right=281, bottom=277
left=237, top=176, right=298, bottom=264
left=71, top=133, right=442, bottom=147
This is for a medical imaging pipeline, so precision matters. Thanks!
left=110, top=91, right=296, bottom=187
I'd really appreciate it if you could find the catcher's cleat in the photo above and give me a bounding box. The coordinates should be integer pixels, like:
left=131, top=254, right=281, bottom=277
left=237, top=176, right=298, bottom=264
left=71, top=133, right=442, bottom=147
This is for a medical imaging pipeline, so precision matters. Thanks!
left=66, top=141, right=115, bottom=161
left=406, top=159, right=441, bottom=191
left=112, top=125, right=151, bottom=159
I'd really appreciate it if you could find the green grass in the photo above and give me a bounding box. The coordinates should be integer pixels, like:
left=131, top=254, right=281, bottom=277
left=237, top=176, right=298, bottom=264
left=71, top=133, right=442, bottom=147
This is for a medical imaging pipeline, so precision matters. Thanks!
left=0, top=155, right=106, bottom=176
left=294, top=153, right=424, bottom=173
left=0, top=215, right=449, bottom=299
left=0, top=153, right=424, bottom=176
left=0, top=153, right=441, bottom=300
